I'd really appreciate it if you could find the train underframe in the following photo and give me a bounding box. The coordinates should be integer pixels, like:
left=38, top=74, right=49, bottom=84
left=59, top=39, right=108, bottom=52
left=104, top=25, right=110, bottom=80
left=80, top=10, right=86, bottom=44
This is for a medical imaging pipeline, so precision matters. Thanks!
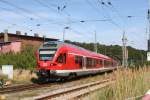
left=36, top=67, right=116, bottom=82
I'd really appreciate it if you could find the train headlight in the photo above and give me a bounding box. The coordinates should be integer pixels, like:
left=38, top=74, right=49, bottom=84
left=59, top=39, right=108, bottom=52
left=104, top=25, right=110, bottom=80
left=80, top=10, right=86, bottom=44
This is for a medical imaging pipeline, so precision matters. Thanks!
left=43, top=63, right=48, bottom=67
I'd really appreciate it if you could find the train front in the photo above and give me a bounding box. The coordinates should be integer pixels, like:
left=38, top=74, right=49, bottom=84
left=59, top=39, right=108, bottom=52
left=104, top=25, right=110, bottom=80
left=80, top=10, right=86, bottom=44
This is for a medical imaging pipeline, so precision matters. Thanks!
left=35, top=41, right=61, bottom=80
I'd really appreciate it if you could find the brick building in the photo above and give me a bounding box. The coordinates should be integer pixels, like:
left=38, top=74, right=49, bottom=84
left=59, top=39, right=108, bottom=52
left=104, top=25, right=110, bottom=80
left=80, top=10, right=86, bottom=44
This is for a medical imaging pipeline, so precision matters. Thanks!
left=0, top=31, right=58, bottom=53
left=0, top=41, right=21, bottom=53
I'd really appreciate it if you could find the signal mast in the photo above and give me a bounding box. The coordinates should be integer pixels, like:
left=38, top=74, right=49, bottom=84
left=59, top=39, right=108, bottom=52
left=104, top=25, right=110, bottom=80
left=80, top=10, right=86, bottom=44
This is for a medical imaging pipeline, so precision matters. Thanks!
left=147, top=0, right=150, bottom=61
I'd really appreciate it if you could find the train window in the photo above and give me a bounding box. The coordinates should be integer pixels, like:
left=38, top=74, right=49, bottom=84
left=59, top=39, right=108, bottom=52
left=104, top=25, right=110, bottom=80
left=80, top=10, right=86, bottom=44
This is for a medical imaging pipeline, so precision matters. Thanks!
left=39, top=49, right=57, bottom=61
left=86, top=58, right=89, bottom=67
left=88, top=58, right=92, bottom=67
left=63, top=53, right=67, bottom=64
left=100, top=60, right=103, bottom=65
left=96, top=59, right=99, bottom=65
left=43, top=43, right=57, bottom=47
left=92, top=59, right=96, bottom=67
left=78, top=56, right=83, bottom=67
left=57, top=54, right=63, bottom=63
left=104, top=61, right=111, bottom=66
left=104, top=61, right=108, bottom=65
left=94, top=59, right=96, bottom=66
left=75, top=56, right=79, bottom=64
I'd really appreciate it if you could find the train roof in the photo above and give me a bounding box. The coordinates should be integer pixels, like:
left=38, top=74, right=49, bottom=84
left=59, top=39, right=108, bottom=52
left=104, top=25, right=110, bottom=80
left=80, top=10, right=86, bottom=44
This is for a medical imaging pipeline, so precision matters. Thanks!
left=40, top=41, right=112, bottom=60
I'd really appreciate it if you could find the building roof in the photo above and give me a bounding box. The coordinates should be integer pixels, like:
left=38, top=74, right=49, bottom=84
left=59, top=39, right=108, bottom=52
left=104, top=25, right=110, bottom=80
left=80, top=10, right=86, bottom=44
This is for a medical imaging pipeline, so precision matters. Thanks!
left=0, top=33, right=58, bottom=42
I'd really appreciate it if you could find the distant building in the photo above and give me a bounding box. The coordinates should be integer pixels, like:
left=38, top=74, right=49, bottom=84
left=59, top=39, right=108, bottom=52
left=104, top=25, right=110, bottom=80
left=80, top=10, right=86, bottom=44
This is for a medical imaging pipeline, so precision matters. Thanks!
left=0, top=31, right=58, bottom=53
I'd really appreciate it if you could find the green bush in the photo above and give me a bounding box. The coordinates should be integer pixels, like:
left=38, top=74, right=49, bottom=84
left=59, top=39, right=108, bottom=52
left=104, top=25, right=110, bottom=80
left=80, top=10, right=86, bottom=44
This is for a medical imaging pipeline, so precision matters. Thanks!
left=0, top=46, right=36, bottom=70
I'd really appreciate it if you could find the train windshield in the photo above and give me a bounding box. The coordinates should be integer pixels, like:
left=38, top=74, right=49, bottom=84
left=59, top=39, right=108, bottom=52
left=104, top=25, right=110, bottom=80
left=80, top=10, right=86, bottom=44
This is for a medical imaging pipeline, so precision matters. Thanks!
left=39, top=49, right=57, bottom=61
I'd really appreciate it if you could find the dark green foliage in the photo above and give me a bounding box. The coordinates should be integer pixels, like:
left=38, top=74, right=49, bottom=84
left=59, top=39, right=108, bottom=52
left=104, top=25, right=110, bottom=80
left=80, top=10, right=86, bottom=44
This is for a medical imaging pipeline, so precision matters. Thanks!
left=0, top=46, right=36, bottom=70
left=65, top=40, right=147, bottom=66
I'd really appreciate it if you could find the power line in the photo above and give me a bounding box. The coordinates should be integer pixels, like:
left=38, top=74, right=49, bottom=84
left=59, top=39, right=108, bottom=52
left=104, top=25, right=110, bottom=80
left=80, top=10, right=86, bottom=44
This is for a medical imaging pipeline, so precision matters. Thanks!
left=86, top=0, right=108, bottom=19
left=33, top=0, right=82, bottom=38
left=98, top=0, right=126, bottom=26
left=0, top=0, right=63, bottom=25
left=33, top=0, right=74, bottom=29
left=86, top=0, right=123, bottom=31
left=97, top=0, right=124, bottom=31
left=0, top=0, right=42, bottom=19
left=33, top=0, right=70, bottom=19
left=0, top=0, right=77, bottom=35
left=33, top=0, right=57, bottom=13
left=69, top=19, right=111, bottom=24
left=0, top=6, right=37, bottom=30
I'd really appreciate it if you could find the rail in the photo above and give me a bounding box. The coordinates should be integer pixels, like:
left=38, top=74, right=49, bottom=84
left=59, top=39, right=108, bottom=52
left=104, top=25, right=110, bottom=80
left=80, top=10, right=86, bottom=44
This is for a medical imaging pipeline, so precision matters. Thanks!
left=34, top=79, right=114, bottom=100
left=0, top=83, right=52, bottom=94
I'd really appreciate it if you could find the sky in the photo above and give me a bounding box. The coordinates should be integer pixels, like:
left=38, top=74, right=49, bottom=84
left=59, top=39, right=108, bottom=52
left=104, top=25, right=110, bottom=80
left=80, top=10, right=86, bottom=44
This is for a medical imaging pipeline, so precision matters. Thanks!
left=0, top=0, right=148, bottom=50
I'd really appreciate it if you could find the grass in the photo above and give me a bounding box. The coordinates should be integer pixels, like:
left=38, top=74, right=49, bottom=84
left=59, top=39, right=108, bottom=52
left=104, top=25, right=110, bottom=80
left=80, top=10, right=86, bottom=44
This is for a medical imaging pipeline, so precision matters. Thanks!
left=89, top=66, right=150, bottom=100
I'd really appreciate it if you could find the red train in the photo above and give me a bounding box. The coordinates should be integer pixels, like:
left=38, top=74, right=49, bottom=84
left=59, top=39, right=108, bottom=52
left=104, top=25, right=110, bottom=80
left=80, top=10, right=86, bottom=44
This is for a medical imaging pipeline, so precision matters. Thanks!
left=36, top=41, right=118, bottom=80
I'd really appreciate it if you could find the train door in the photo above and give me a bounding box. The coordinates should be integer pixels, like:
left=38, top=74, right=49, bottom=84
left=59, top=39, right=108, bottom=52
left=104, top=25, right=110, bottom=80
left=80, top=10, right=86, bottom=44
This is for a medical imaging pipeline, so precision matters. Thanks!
left=82, top=56, right=86, bottom=69
left=79, top=56, right=83, bottom=69
left=78, top=56, right=86, bottom=69
left=102, top=60, right=105, bottom=68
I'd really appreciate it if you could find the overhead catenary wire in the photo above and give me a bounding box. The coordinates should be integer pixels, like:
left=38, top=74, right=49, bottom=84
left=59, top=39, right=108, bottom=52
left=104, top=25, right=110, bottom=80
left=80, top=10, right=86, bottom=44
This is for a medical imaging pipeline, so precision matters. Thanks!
left=0, top=6, right=34, bottom=20
left=33, top=0, right=71, bottom=20
left=33, top=0, right=88, bottom=40
left=0, top=0, right=112, bottom=37
left=0, top=6, right=38, bottom=31
left=33, top=0, right=75, bottom=38
left=0, top=0, right=145, bottom=50
left=0, top=0, right=46, bottom=32
left=33, top=0, right=76, bottom=34
left=86, top=0, right=123, bottom=31
left=98, top=0, right=127, bottom=29
left=98, top=0, right=124, bottom=31
left=68, top=19, right=111, bottom=24
left=0, top=20, right=36, bottom=33
left=86, top=0, right=108, bottom=19
left=0, top=0, right=67, bottom=26
left=0, top=0, right=76, bottom=36
left=33, top=0, right=57, bottom=13
left=0, top=0, right=42, bottom=19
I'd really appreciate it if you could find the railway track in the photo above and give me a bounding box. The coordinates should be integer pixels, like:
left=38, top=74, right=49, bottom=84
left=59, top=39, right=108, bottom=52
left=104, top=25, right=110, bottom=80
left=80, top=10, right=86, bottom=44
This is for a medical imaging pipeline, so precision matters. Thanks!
left=0, top=83, right=52, bottom=94
left=33, top=79, right=114, bottom=100
left=0, top=72, right=113, bottom=95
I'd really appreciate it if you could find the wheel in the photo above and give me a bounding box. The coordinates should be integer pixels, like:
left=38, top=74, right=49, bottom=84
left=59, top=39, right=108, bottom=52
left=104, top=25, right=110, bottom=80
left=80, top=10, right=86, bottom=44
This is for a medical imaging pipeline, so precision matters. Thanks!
left=68, top=73, right=77, bottom=80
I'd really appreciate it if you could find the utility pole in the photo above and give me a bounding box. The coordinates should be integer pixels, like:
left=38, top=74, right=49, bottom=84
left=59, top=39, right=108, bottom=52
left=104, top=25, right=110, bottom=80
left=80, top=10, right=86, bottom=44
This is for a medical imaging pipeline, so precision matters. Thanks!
left=4, top=29, right=8, bottom=42
left=43, top=35, right=46, bottom=43
left=147, top=0, right=150, bottom=61
left=94, top=31, right=97, bottom=53
left=63, top=28, right=65, bottom=42
left=63, top=26, right=69, bottom=42
left=148, top=0, right=150, bottom=51
left=122, top=32, right=128, bottom=67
